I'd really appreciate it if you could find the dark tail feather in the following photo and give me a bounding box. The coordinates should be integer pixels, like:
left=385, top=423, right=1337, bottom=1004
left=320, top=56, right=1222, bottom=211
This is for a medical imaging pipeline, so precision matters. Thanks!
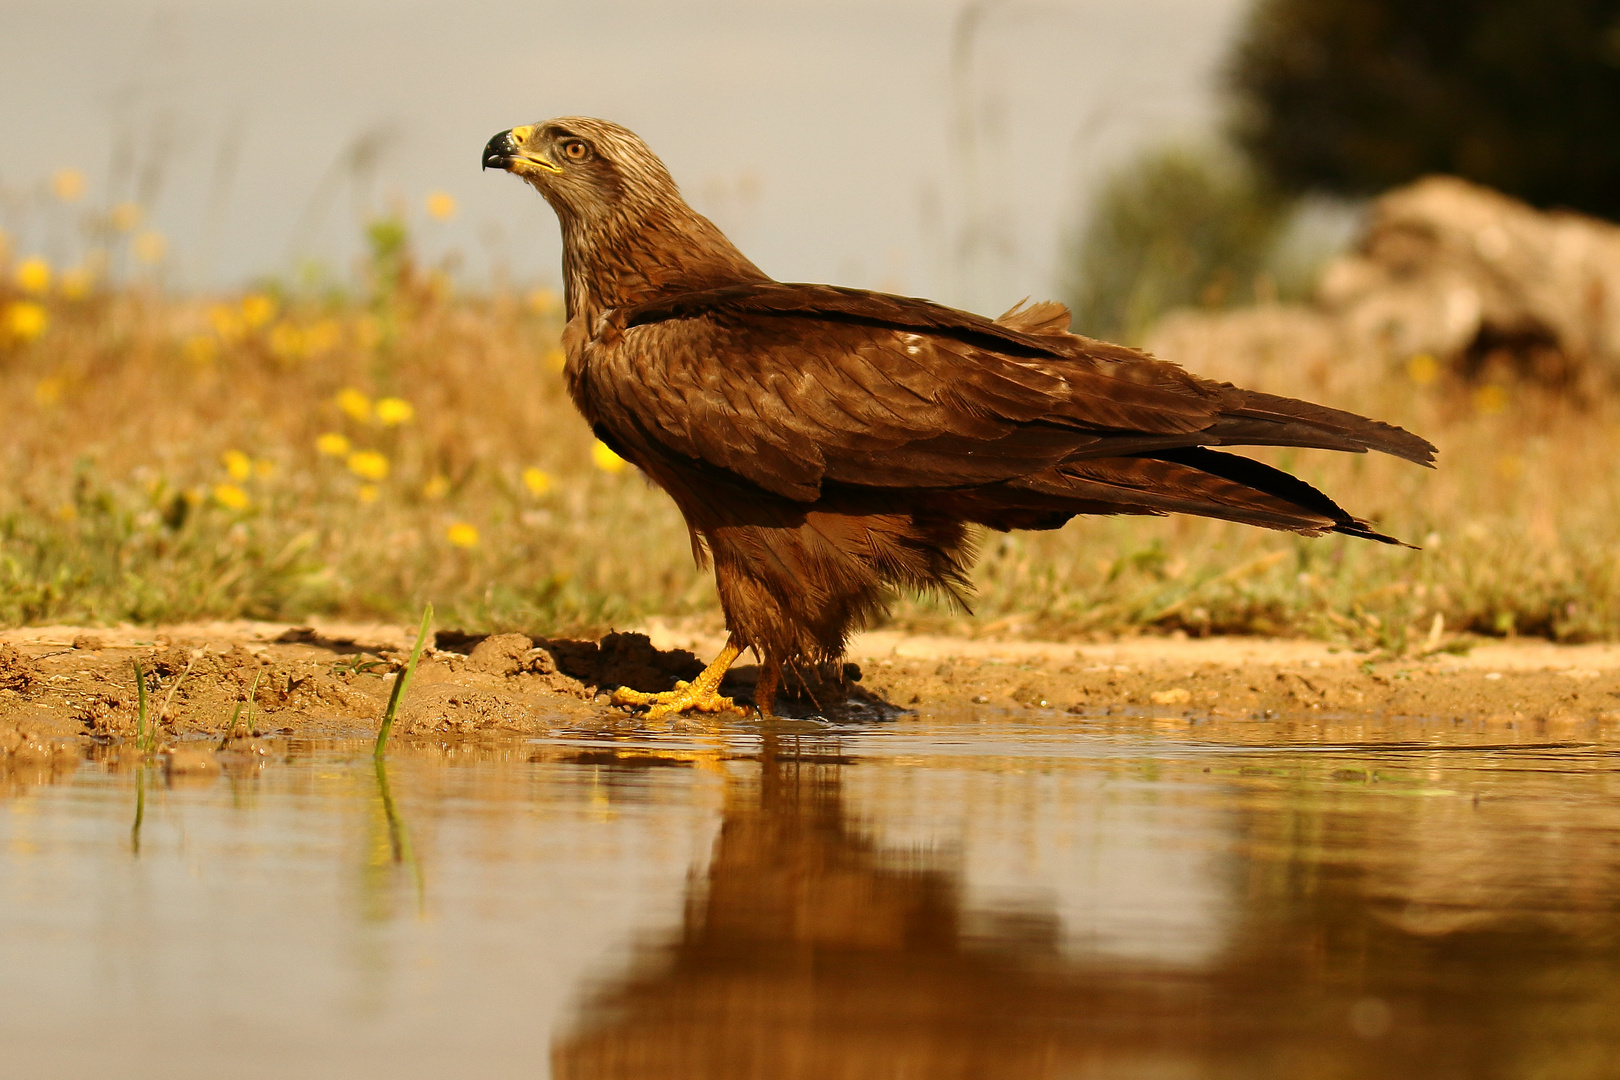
left=1143, top=447, right=1413, bottom=547
left=1206, top=386, right=1437, bottom=467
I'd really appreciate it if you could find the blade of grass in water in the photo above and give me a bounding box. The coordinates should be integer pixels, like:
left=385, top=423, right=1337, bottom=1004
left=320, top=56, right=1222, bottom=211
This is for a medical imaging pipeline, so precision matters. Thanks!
left=133, top=662, right=149, bottom=751
left=130, top=766, right=145, bottom=855
left=375, top=604, right=433, bottom=758
left=218, top=669, right=264, bottom=750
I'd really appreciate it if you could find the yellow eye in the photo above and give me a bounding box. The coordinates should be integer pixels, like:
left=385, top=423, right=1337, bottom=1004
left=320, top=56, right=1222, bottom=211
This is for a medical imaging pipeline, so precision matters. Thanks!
left=562, top=140, right=589, bottom=161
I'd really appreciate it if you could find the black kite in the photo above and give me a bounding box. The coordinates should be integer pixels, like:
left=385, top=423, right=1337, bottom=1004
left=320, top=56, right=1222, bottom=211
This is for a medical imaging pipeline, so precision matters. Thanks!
left=482, top=118, right=1433, bottom=718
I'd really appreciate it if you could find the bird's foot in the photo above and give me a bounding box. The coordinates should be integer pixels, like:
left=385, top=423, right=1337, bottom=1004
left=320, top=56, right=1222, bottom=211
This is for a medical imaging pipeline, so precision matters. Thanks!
left=610, top=680, right=741, bottom=718
left=608, top=636, right=744, bottom=719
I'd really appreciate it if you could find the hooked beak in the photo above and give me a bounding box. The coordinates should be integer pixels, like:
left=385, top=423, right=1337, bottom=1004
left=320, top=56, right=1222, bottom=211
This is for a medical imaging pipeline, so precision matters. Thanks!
left=482, top=125, right=561, bottom=175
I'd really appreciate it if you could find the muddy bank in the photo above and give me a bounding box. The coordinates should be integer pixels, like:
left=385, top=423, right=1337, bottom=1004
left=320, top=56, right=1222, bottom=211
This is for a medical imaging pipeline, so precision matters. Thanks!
left=2, top=622, right=1619, bottom=761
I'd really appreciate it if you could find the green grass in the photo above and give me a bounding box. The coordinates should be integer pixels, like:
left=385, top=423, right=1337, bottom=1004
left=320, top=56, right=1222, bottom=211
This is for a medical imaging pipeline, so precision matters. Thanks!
left=3, top=271, right=1619, bottom=650
left=375, top=603, right=432, bottom=757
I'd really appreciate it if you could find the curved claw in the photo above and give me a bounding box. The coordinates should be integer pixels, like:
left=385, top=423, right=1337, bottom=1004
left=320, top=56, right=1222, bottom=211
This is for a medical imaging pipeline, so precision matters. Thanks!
left=608, top=636, right=743, bottom=719
left=610, top=683, right=739, bottom=717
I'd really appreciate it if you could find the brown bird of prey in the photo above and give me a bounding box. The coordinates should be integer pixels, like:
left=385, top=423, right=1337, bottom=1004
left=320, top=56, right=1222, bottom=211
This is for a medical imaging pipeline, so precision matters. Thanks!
left=482, top=118, right=1434, bottom=720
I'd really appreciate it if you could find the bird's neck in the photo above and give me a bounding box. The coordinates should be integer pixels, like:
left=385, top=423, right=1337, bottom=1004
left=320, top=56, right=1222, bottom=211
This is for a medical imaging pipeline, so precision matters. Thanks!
left=560, top=204, right=770, bottom=325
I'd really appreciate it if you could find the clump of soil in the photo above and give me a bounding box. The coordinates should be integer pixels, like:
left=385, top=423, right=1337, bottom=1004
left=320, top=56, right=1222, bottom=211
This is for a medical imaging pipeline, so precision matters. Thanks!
left=0, top=644, right=38, bottom=693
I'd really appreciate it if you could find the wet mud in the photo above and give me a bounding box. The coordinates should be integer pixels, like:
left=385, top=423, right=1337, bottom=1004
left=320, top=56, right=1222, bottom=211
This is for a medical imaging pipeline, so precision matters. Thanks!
left=2, top=622, right=1619, bottom=766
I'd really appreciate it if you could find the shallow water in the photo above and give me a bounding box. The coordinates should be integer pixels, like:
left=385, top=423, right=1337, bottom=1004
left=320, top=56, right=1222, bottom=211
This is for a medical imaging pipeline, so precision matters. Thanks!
left=3, top=709, right=1618, bottom=1079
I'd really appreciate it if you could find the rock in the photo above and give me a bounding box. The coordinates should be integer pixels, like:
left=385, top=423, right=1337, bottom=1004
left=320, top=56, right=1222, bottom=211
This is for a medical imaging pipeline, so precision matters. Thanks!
left=1150, top=687, right=1192, bottom=705
left=1146, top=175, right=1620, bottom=397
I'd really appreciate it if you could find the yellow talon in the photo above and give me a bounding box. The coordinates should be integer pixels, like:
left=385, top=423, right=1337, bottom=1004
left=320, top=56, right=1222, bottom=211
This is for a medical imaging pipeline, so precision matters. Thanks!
left=608, top=636, right=743, bottom=718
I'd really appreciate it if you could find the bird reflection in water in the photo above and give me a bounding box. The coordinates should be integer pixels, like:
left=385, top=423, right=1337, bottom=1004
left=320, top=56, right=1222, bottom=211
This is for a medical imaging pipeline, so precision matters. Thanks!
left=552, top=735, right=1210, bottom=1079
left=552, top=736, right=1620, bottom=1079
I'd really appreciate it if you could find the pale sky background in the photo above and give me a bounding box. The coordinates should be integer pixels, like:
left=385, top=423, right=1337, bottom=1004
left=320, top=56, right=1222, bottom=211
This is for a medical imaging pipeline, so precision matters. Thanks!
left=1, top=0, right=1249, bottom=313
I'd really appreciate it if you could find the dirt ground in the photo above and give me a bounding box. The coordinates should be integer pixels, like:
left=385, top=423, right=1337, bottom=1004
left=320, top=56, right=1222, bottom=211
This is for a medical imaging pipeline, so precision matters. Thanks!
left=3, top=619, right=1619, bottom=769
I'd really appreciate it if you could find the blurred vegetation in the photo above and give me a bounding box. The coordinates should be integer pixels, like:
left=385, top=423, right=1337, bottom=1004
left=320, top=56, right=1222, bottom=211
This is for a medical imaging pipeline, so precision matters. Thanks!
left=3, top=178, right=1620, bottom=648
left=1228, top=0, right=1620, bottom=220
left=1063, top=144, right=1304, bottom=344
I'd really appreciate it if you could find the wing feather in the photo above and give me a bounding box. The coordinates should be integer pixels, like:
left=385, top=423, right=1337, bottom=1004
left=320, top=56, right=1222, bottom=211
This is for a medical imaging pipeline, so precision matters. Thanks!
left=580, top=283, right=1434, bottom=501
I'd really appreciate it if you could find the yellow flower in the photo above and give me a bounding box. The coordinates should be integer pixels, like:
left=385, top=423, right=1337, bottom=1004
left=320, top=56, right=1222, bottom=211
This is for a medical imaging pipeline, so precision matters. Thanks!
left=59, top=266, right=94, bottom=300
left=34, top=377, right=63, bottom=406
left=522, top=467, right=552, bottom=497
left=446, top=522, right=480, bottom=548
left=240, top=293, right=276, bottom=329
left=315, top=432, right=351, bottom=457
left=304, top=318, right=341, bottom=354
left=222, top=450, right=253, bottom=482
left=133, top=231, right=167, bottom=265
left=212, top=483, right=250, bottom=511
left=591, top=440, right=628, bottom=473
left=425, top=191, right=457, bottom=220
left=15, top=257, right=50, bottom=296
left=374, top=397, right=415, bottom=425
left=545, top=347, right=567, bottom=372
left=347, top=450, right=389, bottom=481
left=1406, top=353, right=1440, bottom=386
left=527, top=288, right=558, bottom=314
left=354, top=314, right=382, bottom=350
left=1474, top=384, right=1510, bottom=416
left=268, top=322, right=306, bottom=361
left=183, top=334, right=218, bottom=365
left=336, top=387, right=371, bottom=422
left=51, top=168, right=85, bottom=202
left=422, top=475, right=450, bottom=500
left=209, top=303, right=245, bottom=343
left=357, top=484, right=380, bottom=504
left=5, top=301, right=48, bottom=341
left=109, top=202, right=142, bottom=232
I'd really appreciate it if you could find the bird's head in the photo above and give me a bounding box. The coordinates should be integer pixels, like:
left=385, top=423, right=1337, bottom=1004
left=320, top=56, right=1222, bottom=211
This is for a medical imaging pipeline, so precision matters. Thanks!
left=482, top=117, right=682, bottom=229
left=482, top=116, right=769, bottom=316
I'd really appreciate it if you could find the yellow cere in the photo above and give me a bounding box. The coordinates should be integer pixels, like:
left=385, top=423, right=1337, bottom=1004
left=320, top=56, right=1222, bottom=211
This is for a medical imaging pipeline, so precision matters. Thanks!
left=212, top=484, right=250, bottom=511
left=222, top=450, right=253, bottom=482
left=446, top=522, right=480, bottom=548
left=591, top=441, right=628, bottom=473
left=336, top=388, right=371, bottom=422
left=374, top=397, right=415, bottom=426
left=315, top=432, right=351, bottom=457
left=522, top=467, right=552, bottom=497
left=346, top=450, right=389, bottom=482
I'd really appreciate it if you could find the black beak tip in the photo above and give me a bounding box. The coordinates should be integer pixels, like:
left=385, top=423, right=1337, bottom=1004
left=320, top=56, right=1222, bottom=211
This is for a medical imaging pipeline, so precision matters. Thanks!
left=482, top=129, right=516, bottom=172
